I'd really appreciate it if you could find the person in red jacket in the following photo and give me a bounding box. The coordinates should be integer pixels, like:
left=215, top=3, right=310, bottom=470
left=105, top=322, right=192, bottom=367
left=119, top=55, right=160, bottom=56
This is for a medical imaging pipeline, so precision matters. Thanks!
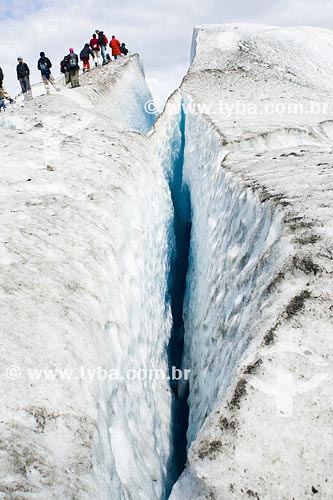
left=89, top=34, right=100, bottom=67
left=110, top=36, right=121, bottom=60
left=80, top=43, right=95, bottom=72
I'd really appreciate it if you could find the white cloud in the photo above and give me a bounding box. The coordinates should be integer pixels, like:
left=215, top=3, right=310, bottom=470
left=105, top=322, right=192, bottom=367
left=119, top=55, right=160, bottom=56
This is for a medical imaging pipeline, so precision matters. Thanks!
left=0, top=0, right=45, bottom=19
left=261, top=0, right=333, bottom=27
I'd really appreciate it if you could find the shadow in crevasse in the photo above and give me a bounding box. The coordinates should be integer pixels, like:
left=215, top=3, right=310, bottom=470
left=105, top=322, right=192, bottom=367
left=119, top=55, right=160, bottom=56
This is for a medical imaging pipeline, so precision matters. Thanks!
left=163, top=105, right=191, bottom=499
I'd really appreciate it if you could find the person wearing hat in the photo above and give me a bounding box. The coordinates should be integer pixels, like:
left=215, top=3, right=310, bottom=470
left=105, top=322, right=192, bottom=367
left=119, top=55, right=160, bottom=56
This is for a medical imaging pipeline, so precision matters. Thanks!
left=37, top=52, right=60, bottom=94
left=16, top=57, right=32, bottom=100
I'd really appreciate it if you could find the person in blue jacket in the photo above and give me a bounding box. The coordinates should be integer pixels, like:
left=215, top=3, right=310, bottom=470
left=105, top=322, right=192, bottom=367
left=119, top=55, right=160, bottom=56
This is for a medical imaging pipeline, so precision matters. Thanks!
left=37, top=52, right=60, bottom=94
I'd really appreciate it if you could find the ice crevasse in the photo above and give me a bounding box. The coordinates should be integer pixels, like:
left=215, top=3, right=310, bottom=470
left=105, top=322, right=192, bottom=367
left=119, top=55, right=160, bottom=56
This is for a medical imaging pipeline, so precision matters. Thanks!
left=0, top=24, right=333, bottom=500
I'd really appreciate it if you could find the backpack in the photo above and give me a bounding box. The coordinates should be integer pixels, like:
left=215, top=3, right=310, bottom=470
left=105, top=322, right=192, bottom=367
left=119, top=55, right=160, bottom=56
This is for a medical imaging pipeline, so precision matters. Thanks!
left=40, top=62, right=47, bottom=74
left=60, top=59, right=66, bottom=74
left=80, top=49, right=85, bottom=60
left=68, top=54, right=78, bottom=69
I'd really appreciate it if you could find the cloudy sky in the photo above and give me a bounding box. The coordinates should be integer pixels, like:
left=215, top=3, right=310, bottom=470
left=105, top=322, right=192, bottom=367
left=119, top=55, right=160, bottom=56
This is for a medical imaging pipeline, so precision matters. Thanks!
left=0, top=0, right=333, bottom=103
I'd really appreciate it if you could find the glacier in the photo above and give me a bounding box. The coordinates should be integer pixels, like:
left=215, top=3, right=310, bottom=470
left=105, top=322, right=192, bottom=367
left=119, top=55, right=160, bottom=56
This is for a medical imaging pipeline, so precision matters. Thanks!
left=165, top=24, right=333, bottom=500
left=1, top=23, right=333, bottom=500
left=0, top=56, right=174, bottom=500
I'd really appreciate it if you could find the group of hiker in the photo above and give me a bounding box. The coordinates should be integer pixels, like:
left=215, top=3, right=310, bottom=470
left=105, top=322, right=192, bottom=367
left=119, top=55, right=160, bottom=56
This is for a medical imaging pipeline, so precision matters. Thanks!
left=0, top=29, right=129, bottom=110
left=90, top=31, right=128, bottom=66
left=60, top=32, right=128, bottom=89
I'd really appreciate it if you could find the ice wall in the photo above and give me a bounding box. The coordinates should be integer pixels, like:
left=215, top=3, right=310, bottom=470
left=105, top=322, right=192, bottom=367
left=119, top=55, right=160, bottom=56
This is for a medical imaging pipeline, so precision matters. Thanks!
left=167, top=24, right=333, bottom=500
left=58, top=55, right=156, bottom=133
left=0, top=57, right=173, bottom=500
left=182, top=111, right=284, bottom=445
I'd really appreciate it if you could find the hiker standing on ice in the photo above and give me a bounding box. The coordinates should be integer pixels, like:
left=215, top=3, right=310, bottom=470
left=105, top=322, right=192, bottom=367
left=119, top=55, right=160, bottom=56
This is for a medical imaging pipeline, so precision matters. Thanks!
left=110, top=36, right=121, bottom=60
left=16, top=57, right=32, bottom=100
left=120, top=43, right=129, bottom=56
left=95, top=30, right=108, bottom=65
left=60, top=57, right=70, bottom=85
left=65, top=48, right=80, bottom=88
left=80, top=43, right=95, bottom=72
left=0, top=67, right=14, bottom=103
left=90, top=34, right=100, bottom=67
left=37, top=52, right=60, bottom=94
left=0, top=87, right=6, bottom=112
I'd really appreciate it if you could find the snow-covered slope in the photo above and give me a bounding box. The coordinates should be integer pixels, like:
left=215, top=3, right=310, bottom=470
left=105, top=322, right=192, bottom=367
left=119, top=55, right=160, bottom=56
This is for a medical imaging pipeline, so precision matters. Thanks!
left=157, top=24, right=333, bottom=500
left=5, top=55, right=155, bottom=133
left=0, top=56, right=174, bottom=499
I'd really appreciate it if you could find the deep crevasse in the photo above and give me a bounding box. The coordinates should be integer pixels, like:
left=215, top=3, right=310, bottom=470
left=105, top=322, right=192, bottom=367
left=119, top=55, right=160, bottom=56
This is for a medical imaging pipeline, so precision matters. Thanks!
left=153, top=92, right=284, bottom=446
left=155, top=103, right=191, bottom=494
